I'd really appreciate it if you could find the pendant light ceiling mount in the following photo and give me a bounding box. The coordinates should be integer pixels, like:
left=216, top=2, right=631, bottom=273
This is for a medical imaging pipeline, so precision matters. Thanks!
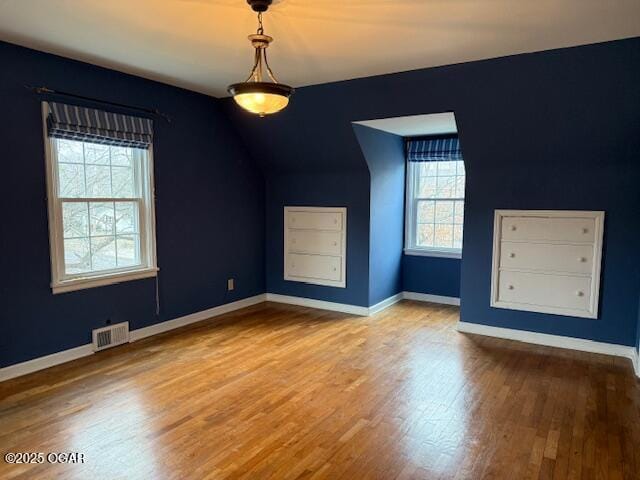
left=247, top=0, right=272, bottom=12
left=227, top=0, right=294, bottom=117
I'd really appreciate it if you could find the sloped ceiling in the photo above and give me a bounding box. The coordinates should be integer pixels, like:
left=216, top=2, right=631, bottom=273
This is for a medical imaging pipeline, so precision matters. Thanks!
left=0, top=0, right=638, bottom=97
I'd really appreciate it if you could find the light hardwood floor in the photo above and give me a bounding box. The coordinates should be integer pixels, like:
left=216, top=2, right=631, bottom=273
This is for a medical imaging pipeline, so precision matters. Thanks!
left=1, top=301, right=639, bottom=480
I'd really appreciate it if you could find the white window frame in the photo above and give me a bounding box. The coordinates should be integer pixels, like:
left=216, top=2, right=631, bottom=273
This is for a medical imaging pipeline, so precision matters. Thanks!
left=404, top=159, right=464, bottom=259
left=42, top=103, right=158, bottom=294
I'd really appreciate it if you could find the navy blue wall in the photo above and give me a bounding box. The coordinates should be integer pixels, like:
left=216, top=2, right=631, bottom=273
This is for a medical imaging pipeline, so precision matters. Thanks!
left=0, top=41, right=265, bottom=367
left=227, top=37, right=640, bottom=346
left=352, top=125, right=404, bottom=305
left=402, top=256, right=461, bottom=298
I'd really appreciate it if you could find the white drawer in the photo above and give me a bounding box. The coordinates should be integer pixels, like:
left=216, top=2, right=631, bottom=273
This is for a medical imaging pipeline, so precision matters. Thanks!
left=287, top=211, right=343, bottom=231
left=288, top=230, right=342, bottom=256
left=498, top=271, right=591, bottom=311
left=501, top=217, right=595, bottom=243
left=286, top=253, right=342, bottom=282
left=500, top=242, right=594, bottom=274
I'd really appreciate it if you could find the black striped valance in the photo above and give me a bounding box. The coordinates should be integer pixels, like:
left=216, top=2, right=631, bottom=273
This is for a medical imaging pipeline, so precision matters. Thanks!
left=46, top=102, right=153, bottom=149
left=406, top=136, right=462, bottom=162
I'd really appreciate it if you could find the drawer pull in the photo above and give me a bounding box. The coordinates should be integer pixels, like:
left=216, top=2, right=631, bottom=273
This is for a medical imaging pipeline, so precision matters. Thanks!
left=576, top=291, right=584, bottom=297
left=333, top=267, right=337, bottom=272
left=333, top=242, right=338, bottom=246
left=508, top=285, right=514, bottom=290
left=509, top=252, right=515, bottom=258
left=510, top=225, right=517, bottom=231
left=578, top=257, right=586, bottom=263
left=582, top=227, right=588, bottom=234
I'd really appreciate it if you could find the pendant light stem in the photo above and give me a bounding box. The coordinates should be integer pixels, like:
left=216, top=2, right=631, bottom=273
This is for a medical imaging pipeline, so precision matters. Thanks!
left=257, top=12, right=264, bottom=34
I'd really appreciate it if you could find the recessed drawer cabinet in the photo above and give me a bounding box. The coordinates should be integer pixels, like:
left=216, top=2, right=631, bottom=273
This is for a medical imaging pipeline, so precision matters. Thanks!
left=491, top=210, right=604, bottom=319
left=284, top=207, right=346, bottom=288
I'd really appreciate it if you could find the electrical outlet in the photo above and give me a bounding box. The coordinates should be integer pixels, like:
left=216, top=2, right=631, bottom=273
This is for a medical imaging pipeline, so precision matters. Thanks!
left=227, top=278, right=235, bottom=291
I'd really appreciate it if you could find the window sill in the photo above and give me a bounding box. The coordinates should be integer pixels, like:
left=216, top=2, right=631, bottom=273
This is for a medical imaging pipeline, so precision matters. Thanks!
left=404, top=248, right=462, bottom=259
left=52, top=267, right=159, bottom=294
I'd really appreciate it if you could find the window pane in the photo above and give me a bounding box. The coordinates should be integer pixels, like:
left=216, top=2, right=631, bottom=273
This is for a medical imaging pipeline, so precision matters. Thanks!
left=435, top=201, right=455, bottom=224
left=417, top=224, right=434, bottom=247
left=417, top=200, right=435, bottom=223
left=91, top=236, right=117, bottom=270
left=453, top=224, right=463, bottom=249
left=455, top=175, right=465, bottom=197
left=454, top=201, right=464, bottom=224
left=436, top=175, right=456, bottom=198
left=84, top=143, right=110, bottom=165
left=62, top=202, right=89, bottom=238
left=64, top=238, right=91, bottom=274
left=59, top=163, right=85, bottom=197
left=437, top=161, right=457, bottom=176
left=112, top=166, right=135, bottom=198
left=434, top=224, right=454, bottom=248
left=90, top=202, right=115, bottom=236
left=115, top=202, right=138, bottom=234
left=111, top=146, right=133, bottom=167
left=456, top=161, right=466, bottom=175
left=85, top=165, right=111, bottom=197
left=418, top=175, right=437, bottom=198
left=419, top=162, right=438, bottom=177
left=116, top=235, right=140, bottom=267
left=57, top=139, right=84, bottom=164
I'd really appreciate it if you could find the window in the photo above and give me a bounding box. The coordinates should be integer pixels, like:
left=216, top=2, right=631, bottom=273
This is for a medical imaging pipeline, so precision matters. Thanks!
left=405, top=137, right=465, bottom=258
left=44, top=109, right=157, bottom=293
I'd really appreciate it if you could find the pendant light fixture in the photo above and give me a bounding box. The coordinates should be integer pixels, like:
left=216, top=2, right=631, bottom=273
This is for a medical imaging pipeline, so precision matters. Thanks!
left=228, top=0, right=294, bottom=117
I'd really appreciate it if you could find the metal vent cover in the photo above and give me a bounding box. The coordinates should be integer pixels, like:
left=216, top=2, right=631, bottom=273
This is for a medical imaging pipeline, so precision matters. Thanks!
left=92, top=322, right=129, bottom=352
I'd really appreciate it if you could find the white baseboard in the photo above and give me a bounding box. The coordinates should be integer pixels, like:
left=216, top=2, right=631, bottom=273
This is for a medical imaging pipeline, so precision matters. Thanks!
left=402, top=291, right=460, bottom=306
left=457, top=321, right=639, bottom=378
left=0, top=294, right=267, bottom=382
left=130, top=294, right=266, bottom=341
left=368, top=293, right=404, bottom=315
left=0, top=343, right=94, bottom=383
left=633, top=349, right=639, bottom=378
left=265, top=293, right=369, bottom=316
left=264, top=291, right=456, bottom=316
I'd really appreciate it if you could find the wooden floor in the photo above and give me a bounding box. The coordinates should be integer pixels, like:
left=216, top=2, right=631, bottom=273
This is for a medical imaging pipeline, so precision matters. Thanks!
left=1, top=301, right=639, bottom=480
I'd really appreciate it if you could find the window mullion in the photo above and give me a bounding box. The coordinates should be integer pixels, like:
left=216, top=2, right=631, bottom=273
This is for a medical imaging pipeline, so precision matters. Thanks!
left=86, top=201, right=93, bottom=272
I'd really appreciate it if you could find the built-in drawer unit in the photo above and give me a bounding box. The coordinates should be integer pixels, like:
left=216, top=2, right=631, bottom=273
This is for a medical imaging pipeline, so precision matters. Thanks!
left=284, top=207, right=346, bottom=288
left=491, top=210, right=604, bottom=319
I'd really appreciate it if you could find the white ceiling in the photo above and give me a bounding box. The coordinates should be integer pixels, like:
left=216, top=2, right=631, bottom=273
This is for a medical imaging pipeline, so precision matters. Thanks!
left=0, top=1, right=638, bottom=97
left=355, top=112, right=457, bottom=137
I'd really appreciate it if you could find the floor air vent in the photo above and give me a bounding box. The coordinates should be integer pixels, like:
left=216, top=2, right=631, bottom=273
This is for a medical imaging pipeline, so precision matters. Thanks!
left=92, top=322, right=130, bottom=352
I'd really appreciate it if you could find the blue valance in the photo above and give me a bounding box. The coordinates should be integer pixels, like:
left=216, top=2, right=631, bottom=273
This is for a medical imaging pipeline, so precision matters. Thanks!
left=46, top=102, right=153, bottom=149
left=406, top=136, right=462, bottom=162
